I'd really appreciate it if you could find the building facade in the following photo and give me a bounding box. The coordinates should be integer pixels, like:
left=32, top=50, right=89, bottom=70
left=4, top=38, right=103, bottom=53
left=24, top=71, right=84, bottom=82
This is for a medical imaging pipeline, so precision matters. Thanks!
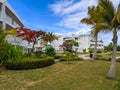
left=0, top=0, right=25, bottom=46
left=0, top=0, right=24, bottom=29
left=90, top=39, right=104, bottom=51
left=52, top=34, right=104, bottom=53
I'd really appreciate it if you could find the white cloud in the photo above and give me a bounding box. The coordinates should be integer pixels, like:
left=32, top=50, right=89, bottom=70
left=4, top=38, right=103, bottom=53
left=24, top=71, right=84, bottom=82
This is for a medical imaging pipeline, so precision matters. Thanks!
left=49, top=0, right=98, bottom=15
left=49, top=0, right=74, bottom=15
left=49, top=0, right=120, bottom=45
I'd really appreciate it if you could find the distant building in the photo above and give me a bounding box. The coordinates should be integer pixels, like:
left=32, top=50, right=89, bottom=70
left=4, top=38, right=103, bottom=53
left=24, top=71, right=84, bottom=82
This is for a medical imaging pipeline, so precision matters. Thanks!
left=90, top=39, right=104, bottom=51
left=52, top=34, right=104, bottom=53
left=52, top=36, right=64, bottom=53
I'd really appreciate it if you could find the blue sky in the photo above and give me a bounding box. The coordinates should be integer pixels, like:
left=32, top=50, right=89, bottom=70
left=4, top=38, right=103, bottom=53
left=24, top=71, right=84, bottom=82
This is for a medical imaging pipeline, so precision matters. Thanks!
left=7, top=0, right=120, bottom=45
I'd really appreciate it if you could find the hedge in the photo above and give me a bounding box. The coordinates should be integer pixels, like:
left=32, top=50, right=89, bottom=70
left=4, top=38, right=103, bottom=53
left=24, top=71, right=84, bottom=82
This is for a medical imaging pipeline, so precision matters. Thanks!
left=95, top=54, right=120, bottom=62
left=5, top=57, right=54, bottom=70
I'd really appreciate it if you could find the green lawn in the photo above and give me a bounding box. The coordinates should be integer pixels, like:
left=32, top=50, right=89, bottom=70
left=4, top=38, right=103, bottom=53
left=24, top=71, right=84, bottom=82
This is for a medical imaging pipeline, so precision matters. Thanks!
left=0, top=60, right=120, bottom=90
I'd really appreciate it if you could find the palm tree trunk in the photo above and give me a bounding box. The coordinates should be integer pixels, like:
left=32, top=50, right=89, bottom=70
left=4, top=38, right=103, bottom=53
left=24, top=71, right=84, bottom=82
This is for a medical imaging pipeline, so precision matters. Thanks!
left=107, top=29, right=117, bottom=79
left=92, top=36, right=98, bottom=61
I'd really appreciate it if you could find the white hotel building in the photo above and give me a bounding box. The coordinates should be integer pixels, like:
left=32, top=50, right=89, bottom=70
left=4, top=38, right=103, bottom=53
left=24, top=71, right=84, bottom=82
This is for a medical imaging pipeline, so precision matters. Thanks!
left=52, top=34, right=104, bottom=53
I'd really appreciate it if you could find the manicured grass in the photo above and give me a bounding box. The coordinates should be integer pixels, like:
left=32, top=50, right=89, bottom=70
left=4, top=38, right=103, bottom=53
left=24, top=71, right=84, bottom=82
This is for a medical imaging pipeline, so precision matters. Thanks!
left=0, top=60, right=120, bottom=90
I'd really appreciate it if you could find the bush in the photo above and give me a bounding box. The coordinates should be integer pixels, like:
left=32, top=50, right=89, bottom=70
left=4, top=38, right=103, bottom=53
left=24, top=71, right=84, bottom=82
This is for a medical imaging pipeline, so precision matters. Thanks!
left=0, top=43, right=24, bottom=65
left=60, top=52, right=83, bottom=61
left=45, top=46, right=55, bottom=56
left=5, top=57, right=54, bottom=70
left=95, top=54, right=111, bottom=61
left=83, top=49, right=86, bottom=53
left=34, top=51, right=45, bottom=58
left=54, top=55, right=61, bottom=59
left=88, top=48, right=94, bottom=53
left=60, top=56, right=83, bottom=61
left=96, top=50, right=102, bottom=53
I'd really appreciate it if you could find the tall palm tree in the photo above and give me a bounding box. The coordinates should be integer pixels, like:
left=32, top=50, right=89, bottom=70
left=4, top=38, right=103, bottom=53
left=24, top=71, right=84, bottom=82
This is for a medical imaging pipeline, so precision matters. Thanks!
left=97, top=0, right=120, bottom=78
left=81, top=6, right=103, bottom=61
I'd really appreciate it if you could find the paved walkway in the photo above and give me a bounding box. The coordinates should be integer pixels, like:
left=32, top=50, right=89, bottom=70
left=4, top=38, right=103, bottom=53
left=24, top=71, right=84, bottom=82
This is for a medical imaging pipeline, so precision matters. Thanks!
left=78, top=54, right=90, bottom=60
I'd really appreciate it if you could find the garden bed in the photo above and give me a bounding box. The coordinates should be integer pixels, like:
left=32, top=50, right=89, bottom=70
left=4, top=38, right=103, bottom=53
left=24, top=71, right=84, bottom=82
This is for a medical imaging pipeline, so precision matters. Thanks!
left=5, top=57, right=54, bottom=70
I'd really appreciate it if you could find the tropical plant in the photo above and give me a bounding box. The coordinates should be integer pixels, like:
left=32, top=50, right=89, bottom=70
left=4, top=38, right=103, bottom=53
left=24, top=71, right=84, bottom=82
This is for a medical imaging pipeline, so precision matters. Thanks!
left=43, top=32, right=58, bottom=45
left=88, top=48, right=94, bottom=54
left=62, top=40, right=79, bottom=52
left=0, top=25, right=16, bottom=44
left=104, top=42, right=113, bottom=51
left=45, top=46, right=56, bottom=56
left=0, top=42, right=24, bottom=65
left=80, top=6, right=103, bottom=61
left=0, top=25, right=17, bottom=65
left=83, top=49, right=86, bottom=53
left=96, top=0, right=120, bottom=79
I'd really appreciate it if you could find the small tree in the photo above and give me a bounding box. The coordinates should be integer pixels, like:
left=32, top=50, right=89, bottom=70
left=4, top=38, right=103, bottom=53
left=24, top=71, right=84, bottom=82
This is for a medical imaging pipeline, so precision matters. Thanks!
left=83, top=49, right=86, bottom=53
left=45, top=46, right=55, bottom=57
left=88, top=48, right=94, bottom=54
left=62, top=40, right=79, bottom=53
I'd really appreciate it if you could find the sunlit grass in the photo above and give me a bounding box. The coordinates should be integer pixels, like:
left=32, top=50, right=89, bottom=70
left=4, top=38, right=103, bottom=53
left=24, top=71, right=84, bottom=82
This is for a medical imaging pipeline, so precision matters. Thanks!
left=0, top=60, right=120, bottom=90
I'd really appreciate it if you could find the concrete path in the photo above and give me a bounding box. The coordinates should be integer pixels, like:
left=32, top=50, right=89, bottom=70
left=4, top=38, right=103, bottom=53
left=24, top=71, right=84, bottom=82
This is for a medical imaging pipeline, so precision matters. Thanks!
left=78, top=54, right=90, bottom=60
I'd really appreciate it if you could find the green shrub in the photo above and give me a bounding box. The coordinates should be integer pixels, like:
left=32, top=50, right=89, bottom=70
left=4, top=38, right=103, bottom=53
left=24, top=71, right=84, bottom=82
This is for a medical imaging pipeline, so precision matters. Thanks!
left=95, top=54, right=111, bottom=61
left=54, top=55, right=61, bottom=59
left=0, top=43, right=24, bottom=65
left=60, top=53, right=83, bottom=61
left=5, top=57, right=54, bottom=70
left=60, top=56, right=83, bottom=61
left=96, top=50, right=102, bottom=53
left=45, top=46, right=55, bottom=56
left=60, top=51, right=83, bottom=61
left=34, top=51, right=44, bottom=58
left=88, top=48, right=94, bottom=53
left=83, top=49, right=86, bottom=53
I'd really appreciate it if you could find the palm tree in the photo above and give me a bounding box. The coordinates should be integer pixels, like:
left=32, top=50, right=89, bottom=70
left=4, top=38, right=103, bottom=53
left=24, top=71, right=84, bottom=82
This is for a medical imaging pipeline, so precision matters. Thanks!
left=80, top=6, right=103, bottom=61
left=44, top=32, right=58, bottom=45
left=97, top=0, right=120, bottom=78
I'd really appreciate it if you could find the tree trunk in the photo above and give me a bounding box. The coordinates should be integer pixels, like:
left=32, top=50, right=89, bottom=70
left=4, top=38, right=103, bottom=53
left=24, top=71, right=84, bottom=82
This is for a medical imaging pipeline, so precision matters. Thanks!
left=92, top=36, right=98, bottom=61
left=29, top=41, right=35, bottom=57
left=107, top=29, right=117, bottom=79
left=31, top=41, right=35, bottom=52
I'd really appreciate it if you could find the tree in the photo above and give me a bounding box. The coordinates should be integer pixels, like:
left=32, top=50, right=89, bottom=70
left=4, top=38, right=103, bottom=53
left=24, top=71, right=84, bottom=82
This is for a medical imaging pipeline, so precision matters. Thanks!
left=43, top=32, right=58, bottom=45
left=96, top=0, right=120, bottom=78
left=0, top=25, right=17, bottom=65
left=16, top=27, right=46, bottom=53
left=62, top=40, right=79, bottom=53
left=81, top=6, right=104, bottom=61
left=45, top=46, right=55, bottom=56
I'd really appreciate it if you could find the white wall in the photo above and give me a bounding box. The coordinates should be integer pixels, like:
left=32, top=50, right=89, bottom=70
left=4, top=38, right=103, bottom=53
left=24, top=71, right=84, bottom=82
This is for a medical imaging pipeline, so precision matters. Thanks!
left=52, top=36, right=64, bottom=53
